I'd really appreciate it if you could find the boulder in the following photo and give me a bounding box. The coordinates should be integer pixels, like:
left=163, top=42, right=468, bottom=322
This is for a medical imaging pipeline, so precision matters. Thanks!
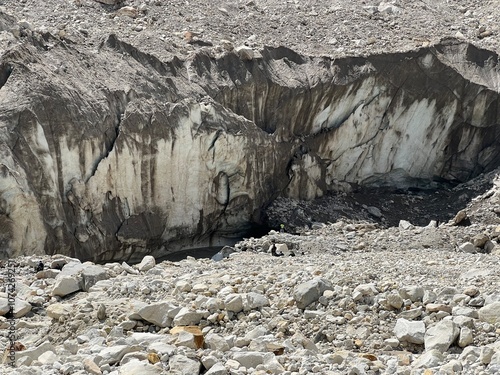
left=51, top=276, right=81, bottom=297
left=137, top=255, right=156, bottom=272
left=224, top=294, right=244, bottom=313
left=205, top=362, right=228, bottom=375
left=46, top=303, right=73, bottom=320
left=96, top=345, right=142, bottom=365
left=294, top=278, right=333, bottom=309
left=169, top=355, right=201, bottom=375
left=82, top=265, right=109, bottom=292
left=244, top=292, right=269, bottom=311
left=14, top=342, right=55, bottom=365
left=412, top=349, right=445, bottom=368
left=138, top=302, right=180, bottom=327
left=394, top=319, right=425, bottom=344
left=119, top=359, right=162, bottom=374
left=83, top=358, right=102, bottom=375
left=478, top=302, right=500, bottom=324
left=232, top=351, right=266, bottom=369
left=424, top=319, right=459, bottom=353
left=172, top=307, right=203, bottom=326
left=171, top=326, right=204, bottom=349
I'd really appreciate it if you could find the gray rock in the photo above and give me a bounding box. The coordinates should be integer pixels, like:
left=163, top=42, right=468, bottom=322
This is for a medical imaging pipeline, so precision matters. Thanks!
left=399, top=286, right=424, bottom=302
left=232, top=351, right=266, bottom=368
left=244, top=292, right=270, bottom=311
left=459, top=242, right=476, bottom=253
left=96, top=345, right=142, bottom=365
left=386, top=293, right=404, bottom=309
left=137, top=255, right=156, bottom=272
left=394, top=318, right=425, bottom=344
left=172, top=307, right=203, bottom=326
left=459, top=345, right=481, bottom=364
left=478, top=302, right=500, bottom=324
left=138, top=302, right=179, bottom=327
left=122, top=262, right=139, bottom=275
left=224, top=293, right=244, bottom=313
left=175, top=330, right=200, bottom=349
left=169, top=355, right=201, bottom=375
left=440, top=359, right=462, bottom=373
left=412, top=349, right=444, bottom=368
left=398, top=307, right=423, bottom=320
left=82, top=265, right=109, bottom=292
left=51, top=276, right=81, bottom=297
left=294, top=278, right=333, bottom=309
left=205, top=333, right=231, bottom=352
left=46, top=303, right=72, bottom=320
left=211, top=246, right=236, bottom=261
left=38, top=351, right=59, bottom=365
left=452, top=306, right=478, bottom=318
left=398, top=220, right=413, bottom=230
left=3, top=298, right=31, bottom=318
left=458, top=327, right=473, bottom=348
left=205, top=362, right=227, bottom=375
left=424, top=319, right=460, bottom=353
left=14, top=342, right=55, bottom=365
left=0, top=298, right=10, bottom=315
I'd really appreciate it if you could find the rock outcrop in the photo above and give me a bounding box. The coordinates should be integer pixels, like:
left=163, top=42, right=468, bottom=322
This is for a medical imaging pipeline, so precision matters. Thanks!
left=1, top=11, right=499, bottom=260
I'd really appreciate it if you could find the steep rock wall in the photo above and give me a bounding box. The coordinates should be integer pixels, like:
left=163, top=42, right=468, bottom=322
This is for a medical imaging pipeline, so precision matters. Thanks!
left=0, top=25, right=499, bottom=261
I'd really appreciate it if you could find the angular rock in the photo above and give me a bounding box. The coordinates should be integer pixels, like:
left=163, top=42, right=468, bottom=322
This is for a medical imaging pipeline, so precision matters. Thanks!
left=205, top=333, right=230, bottom=352
left=97, top=345, right=142, bottom=365
left=424, top=319, right=459, bottom=353
left=224, top=294, right=244, bottom=313
left=83, top=358, right=102, bottom=375
left=426, top=303, right=452, bottom=314
left=12, top=298, right=31, bottom=318
left=172, top=307, right=203, bottom=326
left=294, top=278, right=333, bottom=309
left=46, top=303, right=72, bottom=320
left=169, top=355, right=201, bottom=375
left=82, top=265, right=109, bottom=292
left=394, top=318, right=425, bottom=344
left=171, top=326, right=204, bottom=349
left=119, top=360, right=162, bottom=374
left=0, top=298, right=9, bottom=316
left=459, top=242, right=476, bottom=253
left=386, top=293, right=404, bottom=309
left=137, top=255, right=156, bottom=272
left=412, top=349, right=445, bottom=368
left=478, top=302, right=500, bottom=324
left=452, top=306, right=478, bottom=318
left=138, top=302, right=179, bottom=327
left=14, top=342, right=54, bottom=365
left=244, top=292, right=269, bottom=311
left=399, top=286, right=424, bottom=302
left=122, top=262, right=139, bottom=275
left=232, top=351, right=266, bottom=368
left=458, top=327, right=473, bottom=348
left=38, top=350, right=59, bottom=365
left=205, top=362, right=228, bottom=375
left=51, top=276, right=81, bottom=297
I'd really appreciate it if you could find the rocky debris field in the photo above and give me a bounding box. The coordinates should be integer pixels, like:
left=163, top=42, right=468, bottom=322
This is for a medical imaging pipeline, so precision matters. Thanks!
left=1, top=0, right=500, bottom=374
left=2, top=0, right=499, bottom=61
left=1, top=168, right=500, bottom=374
